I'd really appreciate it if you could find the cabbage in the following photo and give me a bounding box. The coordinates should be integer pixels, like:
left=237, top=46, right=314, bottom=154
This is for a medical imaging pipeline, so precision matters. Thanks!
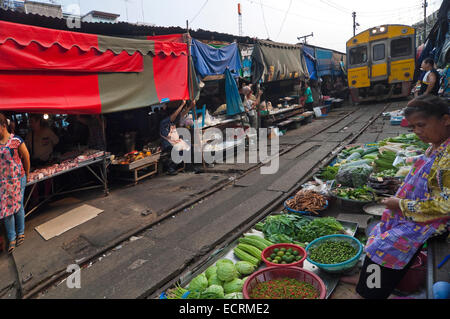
left=235, top=261, right=255, bottom=276
left=200, top=285, right=225, bottom=299
left=216, top=259, right=234, bottom=267
left=223, top=278, right=244, bottom=294
left=216, top=262, right=238, bottom=282
left=224, top=292, right=243, bottom=299
left=208, top=273, right=224, bottom=287
left=205, top=265, right=217, bottom=279
left=188, top=273, right=208, bottom=292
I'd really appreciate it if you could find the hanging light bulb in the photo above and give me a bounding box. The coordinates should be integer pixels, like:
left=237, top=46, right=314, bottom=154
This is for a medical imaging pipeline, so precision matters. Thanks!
left=43, top=114, right=49, bottom=120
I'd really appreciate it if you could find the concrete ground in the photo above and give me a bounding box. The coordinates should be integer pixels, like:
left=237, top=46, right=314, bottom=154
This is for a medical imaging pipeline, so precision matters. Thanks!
left=0, top=100, right=415, bottom=299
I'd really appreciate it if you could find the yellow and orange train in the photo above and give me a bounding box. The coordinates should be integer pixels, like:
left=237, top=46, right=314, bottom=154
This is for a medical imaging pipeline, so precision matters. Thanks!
left=346, top=24, right=416, bottom=103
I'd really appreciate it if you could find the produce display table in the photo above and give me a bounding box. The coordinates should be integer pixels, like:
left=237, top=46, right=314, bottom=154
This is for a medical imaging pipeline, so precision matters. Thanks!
left=24, top=153, right=110, bottom=218
left=174, top=215, right=358, bottom=299
left=261, top=105, right=305, bottom=128
left=111, top=152, right=161, bottom=185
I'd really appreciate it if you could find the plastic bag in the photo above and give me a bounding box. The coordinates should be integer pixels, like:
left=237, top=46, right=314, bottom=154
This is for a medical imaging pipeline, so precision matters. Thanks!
left=336, top=164, right=373, bottom=188
left=395, top=166, right=412, bottom=178
left=301, top=177, right=329, bottom=195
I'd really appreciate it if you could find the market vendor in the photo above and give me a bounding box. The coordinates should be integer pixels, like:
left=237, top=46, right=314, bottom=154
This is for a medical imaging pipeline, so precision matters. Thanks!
left=25, top=114, right=59, bottom=166
left=0, top=113, right=30, bottom=254
left=75, top=115, right=106, bottom=150
left=159, top=100, right=195, bottom=175
left=353, top=94, right=450, bottom=299
left=241, top=85, right=262, bottom=129
left=302, top=80, right=314, bottom=111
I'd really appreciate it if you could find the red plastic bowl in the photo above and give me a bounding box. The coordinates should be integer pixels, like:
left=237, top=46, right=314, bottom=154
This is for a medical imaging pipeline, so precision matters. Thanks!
left=242, top=266, right=327, bottom=299
left=261, top=243, right=307, bottom=268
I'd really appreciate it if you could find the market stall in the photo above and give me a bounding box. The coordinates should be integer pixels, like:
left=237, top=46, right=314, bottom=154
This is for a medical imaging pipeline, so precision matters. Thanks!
left=0, top=21, right=193, bottom=212
left=24, top=148, right=109, bottom=217
left=159, top=131, right=431, bottom=300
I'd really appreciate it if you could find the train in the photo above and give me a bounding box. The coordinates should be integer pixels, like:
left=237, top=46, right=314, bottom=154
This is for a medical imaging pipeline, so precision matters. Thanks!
left=346, top=24, right=416, bottom=103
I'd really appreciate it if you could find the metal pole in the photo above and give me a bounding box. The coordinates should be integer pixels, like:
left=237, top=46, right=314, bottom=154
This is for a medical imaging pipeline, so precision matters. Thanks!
left=352, top=12, right=356, bottom=37
left=422, top=0, right=428, bottom=43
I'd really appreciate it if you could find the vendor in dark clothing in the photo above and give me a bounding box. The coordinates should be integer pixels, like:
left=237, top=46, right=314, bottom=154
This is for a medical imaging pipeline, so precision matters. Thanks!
left=159, top=100, right=195, bottom=175
left=416, top=58, right=441, bottom=96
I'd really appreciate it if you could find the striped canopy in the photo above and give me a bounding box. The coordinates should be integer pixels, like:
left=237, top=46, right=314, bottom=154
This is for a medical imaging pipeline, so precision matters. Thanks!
left=0, top=21, right=191, bottom=114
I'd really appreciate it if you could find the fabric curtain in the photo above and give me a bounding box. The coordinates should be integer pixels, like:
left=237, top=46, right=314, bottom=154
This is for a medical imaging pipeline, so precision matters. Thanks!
left=225, top=68, right=244, bottom=116
left=190, top=39, right=242, bottom=78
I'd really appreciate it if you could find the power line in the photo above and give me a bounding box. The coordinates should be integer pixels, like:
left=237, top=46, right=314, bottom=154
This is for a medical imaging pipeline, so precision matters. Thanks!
left=276, top=0, right=293, bottom=40
left=190, top=0, right=209, bottom=25
left=319, top=0, right=352, bottom=14
left=259, top=0, right=271, bottom=39
left=243, top=0, right=348, bottom=27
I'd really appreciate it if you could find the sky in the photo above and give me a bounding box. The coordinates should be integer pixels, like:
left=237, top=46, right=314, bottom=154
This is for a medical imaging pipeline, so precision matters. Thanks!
left=38, top=0, right=443, bottom=52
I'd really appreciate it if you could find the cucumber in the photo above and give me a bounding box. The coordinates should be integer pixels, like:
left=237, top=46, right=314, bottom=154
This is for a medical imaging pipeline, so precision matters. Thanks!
left=361, top=147, right=379, bottom=156
left=244, top=234, right=274, bottom=246
left=238, top=237, right=269, bottom=251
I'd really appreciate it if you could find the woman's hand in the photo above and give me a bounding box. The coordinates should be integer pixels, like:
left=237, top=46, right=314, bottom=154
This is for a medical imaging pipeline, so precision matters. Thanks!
left=381, top=197, right=401, bottom=212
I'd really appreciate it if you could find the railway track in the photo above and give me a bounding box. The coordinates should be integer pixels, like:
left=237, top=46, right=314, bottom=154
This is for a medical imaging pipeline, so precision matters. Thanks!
left=20, top=102, right=391, bottom=299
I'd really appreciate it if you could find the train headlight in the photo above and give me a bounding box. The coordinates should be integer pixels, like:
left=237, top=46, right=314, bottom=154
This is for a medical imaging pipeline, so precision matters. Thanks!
left=380, top=27, right=385, bottom=32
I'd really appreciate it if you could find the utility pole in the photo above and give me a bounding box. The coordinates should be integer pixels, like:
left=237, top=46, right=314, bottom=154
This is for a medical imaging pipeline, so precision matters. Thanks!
left=238, top=3, right=243, bottom=37
left=422, top=0, right=428, bottom=43
left=352, top=12, right=356, bottom=37
left=297, top=32, right=313, bottom=44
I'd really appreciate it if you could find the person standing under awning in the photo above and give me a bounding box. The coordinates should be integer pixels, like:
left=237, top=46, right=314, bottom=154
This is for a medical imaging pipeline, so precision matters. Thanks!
left=0, top=113, right=30, bottom=254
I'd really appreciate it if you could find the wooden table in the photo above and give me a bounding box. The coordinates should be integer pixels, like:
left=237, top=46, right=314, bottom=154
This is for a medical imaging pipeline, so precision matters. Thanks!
left=111, top=153, right=161, bottom=185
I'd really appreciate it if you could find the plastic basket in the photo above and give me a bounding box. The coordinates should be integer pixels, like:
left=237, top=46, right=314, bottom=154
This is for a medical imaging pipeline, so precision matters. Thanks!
left=242, top=266, right=327, bottom=299
left=305, top=234, right=363, bottom=274
left=284, top=197, right=328, bottom=215
left=261, top=243, right=307, bottom=268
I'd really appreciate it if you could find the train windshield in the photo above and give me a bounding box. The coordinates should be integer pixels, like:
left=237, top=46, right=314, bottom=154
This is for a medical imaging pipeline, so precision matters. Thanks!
left=373, top=43, right=385, bottom=61
left=349, top=46, right=368, bottom=65
left=391, top=38, right=412, bottom=58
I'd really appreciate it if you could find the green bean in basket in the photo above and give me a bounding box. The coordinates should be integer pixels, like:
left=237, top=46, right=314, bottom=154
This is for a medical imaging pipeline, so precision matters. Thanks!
left=309, top=241, right=358, bottom=264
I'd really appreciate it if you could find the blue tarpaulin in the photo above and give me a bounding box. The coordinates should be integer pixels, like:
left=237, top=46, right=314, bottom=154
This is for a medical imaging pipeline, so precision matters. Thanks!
left=316, top=48, right=334, bottom=76
left=225, top=68, right=245, bottom=116
left=191, top=39, right=242, bottom=78
left=303, top=45, right=318, bottom=80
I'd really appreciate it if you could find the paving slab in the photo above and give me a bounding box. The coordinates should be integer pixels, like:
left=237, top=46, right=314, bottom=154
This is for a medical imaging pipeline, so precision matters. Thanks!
left=0, top=254, right=19, bottom=299
left=12, top=172, right=230, bottom=296
left=267, top=142, right=340, bottom=192
left=39, top=236, right=194, bottom=299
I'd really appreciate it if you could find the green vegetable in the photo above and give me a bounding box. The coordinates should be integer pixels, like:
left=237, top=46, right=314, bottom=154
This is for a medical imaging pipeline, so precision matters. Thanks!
left=208, top=273, right=224, bottom=287
left=362, top=153, right=378, bottom=160
left=200, top=285, right=225, bottom=299
left=309, top=240, right=358, bottom=264
left=243, top=234, right=274, bottom=247
left=188, top=273, right=208, bottom=292
left=236, top=244, right=262, bottom=261
left=317, top=166, right=339, bottom=180
left=334, top=186, right=375, bottom=202
left=235, top=261, right=256, bottom=276
left=254, top=222, right=265, bottom=231
left=238, top=237, right=269, bottom=251
left=361, top=147, right=379, bottom=156
left=233, top=247, right=260, bottom=266
left=216, top=262, right=238, bottom=282
left=224, top=292, right=243, bottom=299
left=216, top=259, right=234, bottom=267
left=223, top=278, right=244, bottom=294
left=371, top=168, right=398, bottom=178
left=262, top=214, right=311, bottom=244
left=296, top=217, right=345, bottom=243
left=205, top=265, right=217, bottom=279
left=336, top=164, right=373, bottom=188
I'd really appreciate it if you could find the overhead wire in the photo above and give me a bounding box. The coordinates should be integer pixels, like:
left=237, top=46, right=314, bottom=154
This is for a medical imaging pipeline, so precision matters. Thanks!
left=190, top=0, right=209, bottom=25
left=259, top=0, right=271, bottom=39
left=276, top=0, right=293, bottom=40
